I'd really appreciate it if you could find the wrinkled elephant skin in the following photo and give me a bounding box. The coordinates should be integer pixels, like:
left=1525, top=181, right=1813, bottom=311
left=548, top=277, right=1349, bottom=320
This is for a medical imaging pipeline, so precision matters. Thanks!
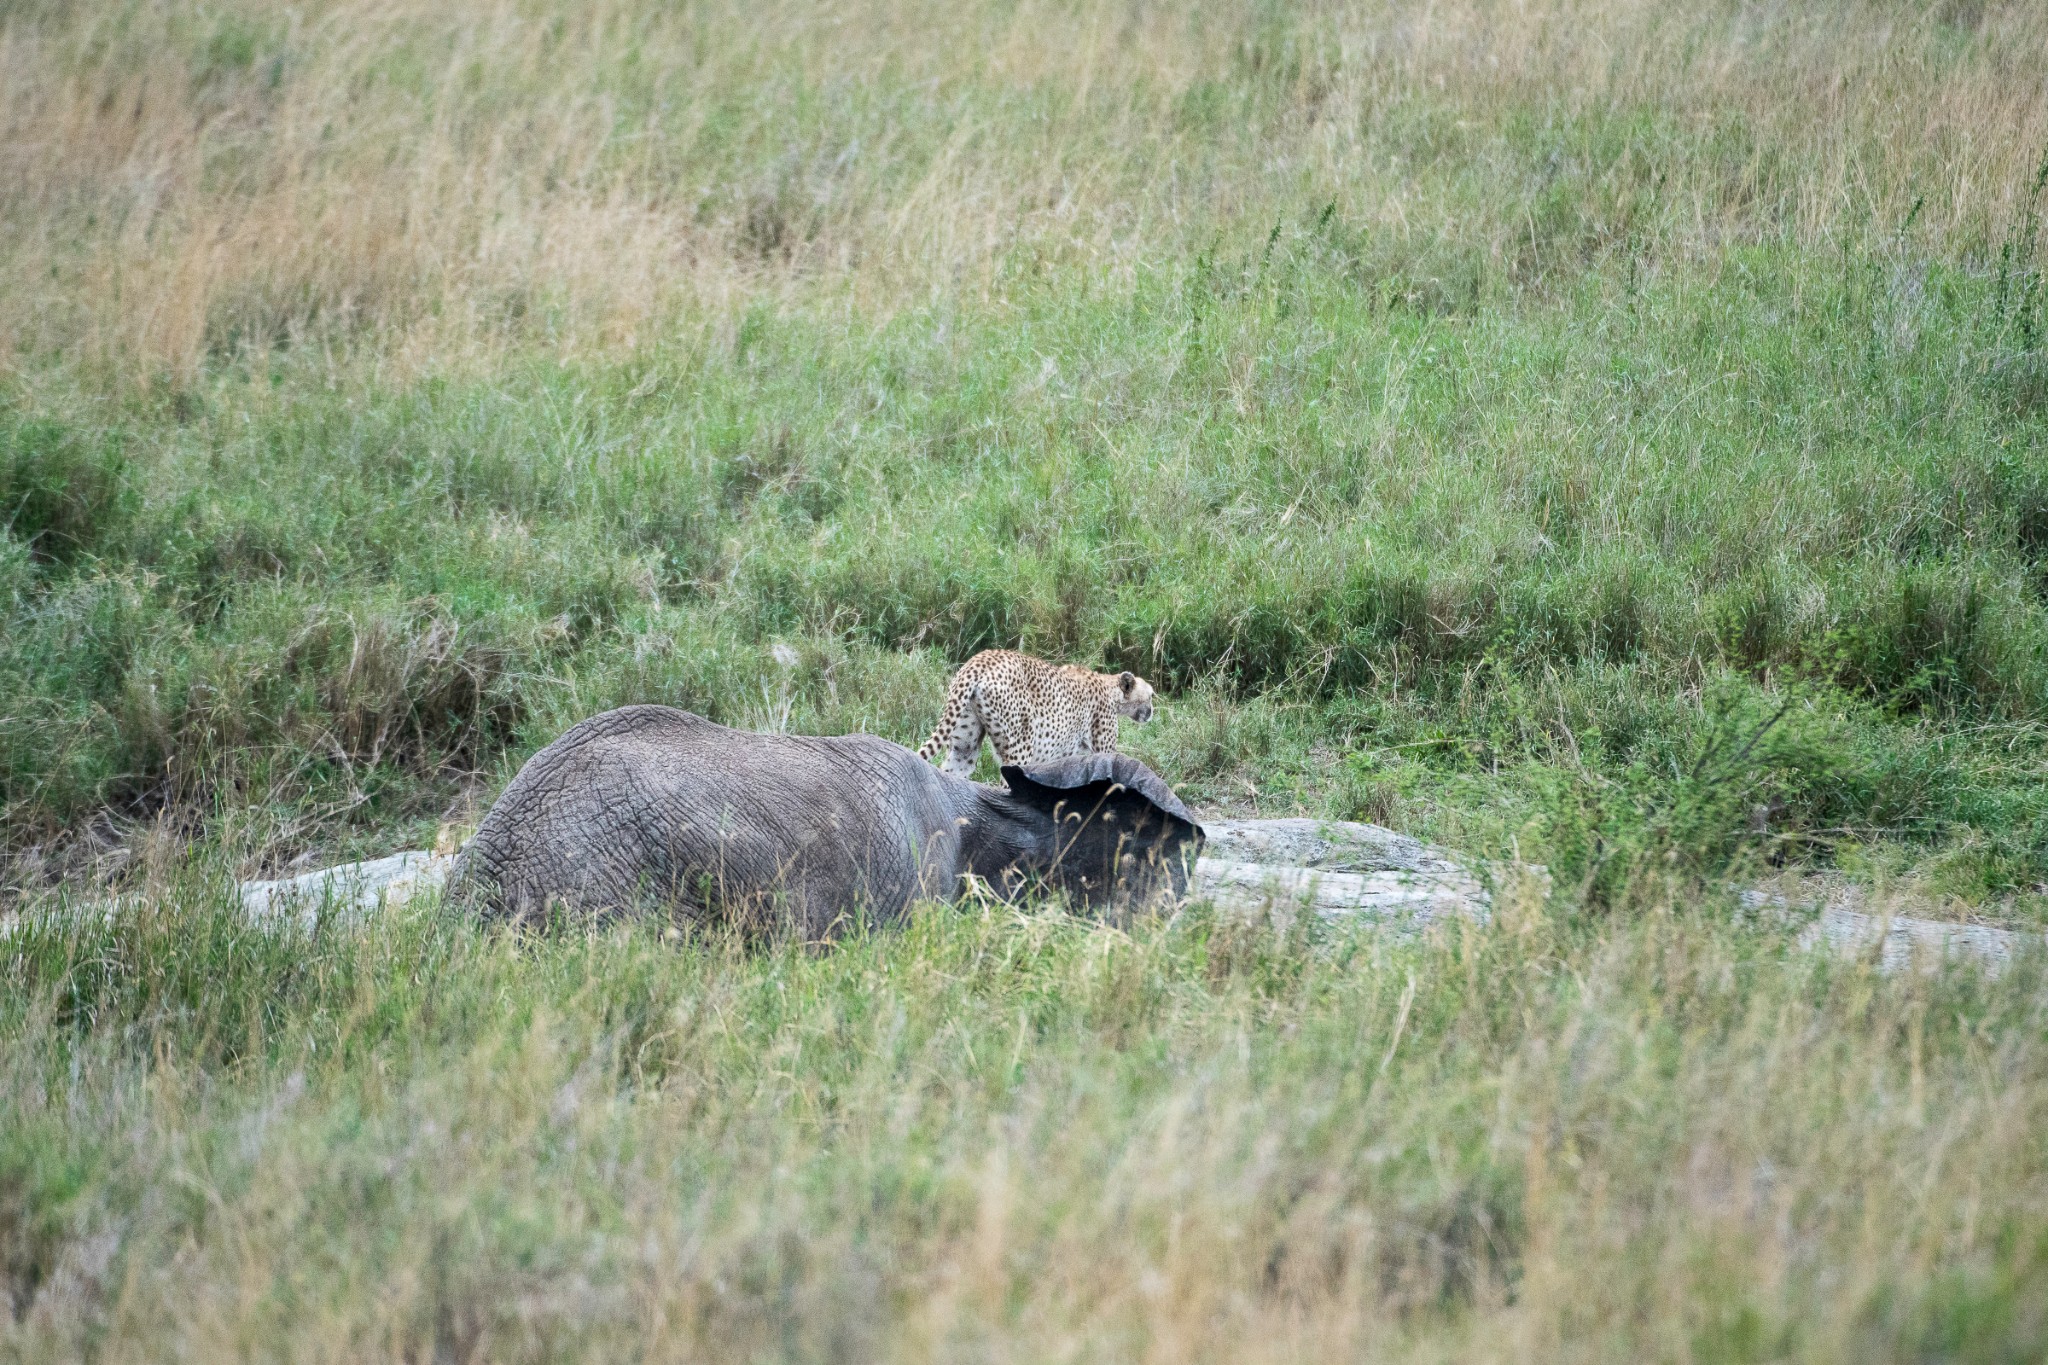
left=452, top=706, right=1203, bottom=935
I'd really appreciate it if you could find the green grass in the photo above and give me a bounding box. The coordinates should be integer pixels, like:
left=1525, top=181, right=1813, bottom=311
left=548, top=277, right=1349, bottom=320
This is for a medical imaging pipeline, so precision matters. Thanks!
left=6, top=241, right=2047, bottom=901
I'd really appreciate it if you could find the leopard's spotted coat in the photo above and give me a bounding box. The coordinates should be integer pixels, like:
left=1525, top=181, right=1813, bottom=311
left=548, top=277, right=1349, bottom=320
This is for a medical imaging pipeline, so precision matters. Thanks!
left=917, top=649, right=1157, bottom=778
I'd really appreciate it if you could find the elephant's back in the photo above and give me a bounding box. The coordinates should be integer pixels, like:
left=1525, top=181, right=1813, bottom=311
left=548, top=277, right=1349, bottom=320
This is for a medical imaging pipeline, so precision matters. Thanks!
left=453, top=706, right=959, bottom=926
left=451, top=707, right=682, bottom=916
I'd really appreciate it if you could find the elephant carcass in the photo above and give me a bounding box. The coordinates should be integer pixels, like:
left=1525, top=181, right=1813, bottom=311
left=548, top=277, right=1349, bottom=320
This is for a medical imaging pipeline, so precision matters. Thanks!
left=449, top=705, right=1202, bottom=935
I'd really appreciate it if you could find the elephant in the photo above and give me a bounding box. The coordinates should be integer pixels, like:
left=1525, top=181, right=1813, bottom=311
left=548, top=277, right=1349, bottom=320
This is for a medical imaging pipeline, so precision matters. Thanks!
left=449, top=705, right=1204, bottom=936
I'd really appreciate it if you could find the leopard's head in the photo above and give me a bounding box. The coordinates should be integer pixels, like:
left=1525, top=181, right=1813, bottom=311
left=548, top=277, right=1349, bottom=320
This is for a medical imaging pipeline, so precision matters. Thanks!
left=1116, top=671, right=1156, bottom=723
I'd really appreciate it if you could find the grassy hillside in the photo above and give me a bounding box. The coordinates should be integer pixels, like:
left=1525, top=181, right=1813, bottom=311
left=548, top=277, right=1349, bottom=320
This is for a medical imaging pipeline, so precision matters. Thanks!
left=5, top=0, right=2048, bottom=1355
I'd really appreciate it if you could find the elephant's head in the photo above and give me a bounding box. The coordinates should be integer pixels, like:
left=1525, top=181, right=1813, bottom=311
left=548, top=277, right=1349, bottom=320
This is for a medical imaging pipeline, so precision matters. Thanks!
left=975, top=753, right=1204, bottom=907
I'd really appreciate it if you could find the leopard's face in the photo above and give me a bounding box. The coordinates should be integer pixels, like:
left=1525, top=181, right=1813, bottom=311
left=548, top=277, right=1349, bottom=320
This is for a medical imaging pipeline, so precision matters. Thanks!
left=1116, top=671, right=1156, bottom=723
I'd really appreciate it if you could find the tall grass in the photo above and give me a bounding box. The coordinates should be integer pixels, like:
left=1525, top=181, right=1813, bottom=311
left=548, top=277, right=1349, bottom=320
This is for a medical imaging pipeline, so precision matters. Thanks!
left=3, top=0, right=2045, bottom=381
left=1, top=874, right=2044, bottom=1360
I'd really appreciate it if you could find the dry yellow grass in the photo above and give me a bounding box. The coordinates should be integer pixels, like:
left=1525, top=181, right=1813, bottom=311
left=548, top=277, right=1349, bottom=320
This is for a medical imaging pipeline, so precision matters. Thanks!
left=4, top=0, right=2045, bottom=383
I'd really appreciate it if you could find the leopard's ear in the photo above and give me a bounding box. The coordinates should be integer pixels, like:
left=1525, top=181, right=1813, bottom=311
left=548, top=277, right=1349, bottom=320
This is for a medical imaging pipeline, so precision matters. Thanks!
left=1119, top=671, right=1136, bottom=695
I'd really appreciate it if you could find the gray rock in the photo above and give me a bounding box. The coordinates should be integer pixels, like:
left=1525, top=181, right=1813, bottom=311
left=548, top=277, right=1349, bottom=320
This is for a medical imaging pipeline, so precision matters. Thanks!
left=239, top=850, right=453, bottom=930
left=1738, top=889, right=2039, bottom=975
left=1192, top=857, right=1488, bottom=931
left=1199, top=817, right=1466, bottom=876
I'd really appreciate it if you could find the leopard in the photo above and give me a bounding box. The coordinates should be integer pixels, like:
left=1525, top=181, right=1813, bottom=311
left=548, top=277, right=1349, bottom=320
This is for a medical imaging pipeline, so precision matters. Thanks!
left=917, top=649, right=1158, bottom=779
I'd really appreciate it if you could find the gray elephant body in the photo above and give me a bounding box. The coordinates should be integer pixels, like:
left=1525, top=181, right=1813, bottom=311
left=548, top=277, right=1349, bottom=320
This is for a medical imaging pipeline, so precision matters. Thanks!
left=452, top=705, right=1201, bottom=935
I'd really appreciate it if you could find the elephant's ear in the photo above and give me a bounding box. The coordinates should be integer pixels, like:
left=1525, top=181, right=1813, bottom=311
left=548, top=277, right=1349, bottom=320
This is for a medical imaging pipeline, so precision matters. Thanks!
left=999, top=754, right=1204, bottom=842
